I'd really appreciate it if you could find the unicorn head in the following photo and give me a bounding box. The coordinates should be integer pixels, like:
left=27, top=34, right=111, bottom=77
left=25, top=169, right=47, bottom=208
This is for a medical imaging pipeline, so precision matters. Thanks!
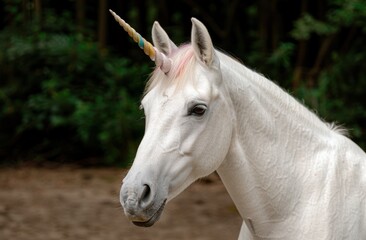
left=111, top=11, right=233, bottom=227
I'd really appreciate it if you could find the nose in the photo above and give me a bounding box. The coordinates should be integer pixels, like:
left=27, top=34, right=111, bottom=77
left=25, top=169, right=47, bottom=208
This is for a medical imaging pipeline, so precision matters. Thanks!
left=120, top=182, right=155, bottom=218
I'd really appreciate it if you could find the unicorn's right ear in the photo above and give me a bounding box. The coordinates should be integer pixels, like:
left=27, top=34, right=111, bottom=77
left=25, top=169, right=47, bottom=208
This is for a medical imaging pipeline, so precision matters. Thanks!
left=152, top=21, right=178, bottom=56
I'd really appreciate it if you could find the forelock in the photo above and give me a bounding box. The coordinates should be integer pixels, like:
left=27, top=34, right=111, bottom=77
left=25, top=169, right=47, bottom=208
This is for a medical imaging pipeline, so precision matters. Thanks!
left=144, top=44, right=197, bottom=95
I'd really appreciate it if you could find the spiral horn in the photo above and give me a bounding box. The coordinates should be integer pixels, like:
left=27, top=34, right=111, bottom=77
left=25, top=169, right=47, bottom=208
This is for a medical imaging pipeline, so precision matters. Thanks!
left=109, top=9, right=172, bottom=73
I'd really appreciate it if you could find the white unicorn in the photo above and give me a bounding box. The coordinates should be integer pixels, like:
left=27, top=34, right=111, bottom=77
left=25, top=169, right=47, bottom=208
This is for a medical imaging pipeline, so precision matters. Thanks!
left=110, top=10, right=366, bottom=239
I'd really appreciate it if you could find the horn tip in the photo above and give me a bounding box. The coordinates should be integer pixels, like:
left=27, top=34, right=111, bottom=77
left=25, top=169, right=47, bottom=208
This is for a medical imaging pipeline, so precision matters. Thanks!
left=109, top=9, right=116, bottom=16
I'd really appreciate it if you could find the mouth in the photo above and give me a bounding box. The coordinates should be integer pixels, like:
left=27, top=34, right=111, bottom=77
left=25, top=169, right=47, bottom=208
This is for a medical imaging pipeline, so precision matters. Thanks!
left=132, top=199, right=167, bottom=227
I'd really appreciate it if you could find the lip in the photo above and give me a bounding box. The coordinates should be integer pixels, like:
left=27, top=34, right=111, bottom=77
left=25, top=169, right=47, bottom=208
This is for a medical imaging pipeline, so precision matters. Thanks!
left=132, top=199, right=167, bottom=227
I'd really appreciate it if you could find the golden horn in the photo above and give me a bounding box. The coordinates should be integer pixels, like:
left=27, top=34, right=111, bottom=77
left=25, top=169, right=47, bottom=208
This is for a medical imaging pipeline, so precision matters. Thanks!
left=109, top=9, right=171, bottom=73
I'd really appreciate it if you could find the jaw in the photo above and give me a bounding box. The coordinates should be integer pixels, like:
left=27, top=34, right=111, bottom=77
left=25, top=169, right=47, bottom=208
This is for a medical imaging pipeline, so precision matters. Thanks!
left=132, top=199, right=167, bottom=227
left=122, top=188, right=168, bottom=227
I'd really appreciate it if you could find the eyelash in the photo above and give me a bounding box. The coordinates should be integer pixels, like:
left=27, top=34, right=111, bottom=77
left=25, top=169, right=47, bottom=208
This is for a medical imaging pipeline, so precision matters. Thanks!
left=188, top=104, right=207, bottom=116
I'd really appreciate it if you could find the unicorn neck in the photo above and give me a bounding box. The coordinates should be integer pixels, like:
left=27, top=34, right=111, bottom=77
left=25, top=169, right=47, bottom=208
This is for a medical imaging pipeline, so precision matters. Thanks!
left=215, top=51, right=336, bottom=236
left=218, top=51, right=332, bottom=138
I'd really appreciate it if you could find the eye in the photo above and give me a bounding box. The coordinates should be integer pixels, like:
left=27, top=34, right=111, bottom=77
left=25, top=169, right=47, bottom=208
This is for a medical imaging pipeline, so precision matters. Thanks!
left=189, top=104, right=207, bottom=116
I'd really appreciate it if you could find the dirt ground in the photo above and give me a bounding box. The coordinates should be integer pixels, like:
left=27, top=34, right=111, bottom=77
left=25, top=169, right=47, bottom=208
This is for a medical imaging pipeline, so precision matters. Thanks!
left=0, top=167, right=242, bottom=240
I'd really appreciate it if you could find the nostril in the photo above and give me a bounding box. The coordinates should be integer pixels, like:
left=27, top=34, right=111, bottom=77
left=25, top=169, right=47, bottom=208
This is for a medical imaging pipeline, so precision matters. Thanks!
left=141, top=184, right=151, bottom=201
left=139, top=184, right=152, bottom=206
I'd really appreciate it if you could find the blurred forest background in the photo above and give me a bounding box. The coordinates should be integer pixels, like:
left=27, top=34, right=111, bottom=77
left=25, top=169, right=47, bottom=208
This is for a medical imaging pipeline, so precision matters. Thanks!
left=0, top=0, right=365, bottom=166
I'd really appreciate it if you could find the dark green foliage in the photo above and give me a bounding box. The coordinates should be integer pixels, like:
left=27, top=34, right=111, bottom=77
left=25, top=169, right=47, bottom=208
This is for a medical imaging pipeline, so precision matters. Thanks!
left=289, top=0, right=366, bottom=149
left=295, top=50, right=366, bottom=146
left=0, top=8, right=149, bottom=165
left=238, top=0, right=366, bottom=150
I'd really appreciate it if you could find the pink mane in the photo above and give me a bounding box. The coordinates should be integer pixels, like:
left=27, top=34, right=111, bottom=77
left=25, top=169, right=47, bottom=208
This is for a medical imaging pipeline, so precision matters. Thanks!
left=169, top=44, right=195, bottom=78
left=144, top=44, right=196, bottom=95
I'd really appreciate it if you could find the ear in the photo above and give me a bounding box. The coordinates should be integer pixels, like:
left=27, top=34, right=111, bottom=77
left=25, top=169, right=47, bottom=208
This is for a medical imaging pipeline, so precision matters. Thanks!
left=191, top=18, right=215, bottom=67
left=152, top=21, right=178, bottom=56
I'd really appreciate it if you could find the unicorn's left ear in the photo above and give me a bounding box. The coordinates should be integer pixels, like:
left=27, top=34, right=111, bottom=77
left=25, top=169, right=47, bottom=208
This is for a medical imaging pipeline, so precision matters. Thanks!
left=191, top=18, right=216, bottom=67
left=152, top=21, right=178, bottom=56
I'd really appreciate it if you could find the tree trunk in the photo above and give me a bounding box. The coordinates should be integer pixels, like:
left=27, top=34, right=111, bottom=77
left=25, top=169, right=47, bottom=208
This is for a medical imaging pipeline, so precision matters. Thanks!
left=76, top=0, right=85, bottom=33
left=34, top=0, right=42, bottom=24
left=292, top=0, right=309, bottom=89
left=307, top=35, right=334, bottom=87
left=98, top=0, right=108, bottom=55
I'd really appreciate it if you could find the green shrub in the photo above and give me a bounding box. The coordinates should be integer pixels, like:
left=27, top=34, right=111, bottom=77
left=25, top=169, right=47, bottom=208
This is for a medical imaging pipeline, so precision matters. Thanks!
left=295, top=49, right=366, bottom=149
left=0, top=29, right=149, bottom=165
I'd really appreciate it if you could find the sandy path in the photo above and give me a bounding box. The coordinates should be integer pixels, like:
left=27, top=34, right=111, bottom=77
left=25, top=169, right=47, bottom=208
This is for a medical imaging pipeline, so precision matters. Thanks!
left=0, top=167, right=241, bottom=240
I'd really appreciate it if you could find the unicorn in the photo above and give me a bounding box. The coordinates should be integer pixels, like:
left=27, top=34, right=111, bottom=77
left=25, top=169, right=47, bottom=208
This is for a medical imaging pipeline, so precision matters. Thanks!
left=110, top=10, right=366, bottom=239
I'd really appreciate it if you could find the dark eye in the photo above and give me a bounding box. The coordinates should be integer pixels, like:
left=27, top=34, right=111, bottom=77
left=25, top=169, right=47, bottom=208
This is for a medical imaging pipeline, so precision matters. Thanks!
left=189, top=104, right=207, bottom=116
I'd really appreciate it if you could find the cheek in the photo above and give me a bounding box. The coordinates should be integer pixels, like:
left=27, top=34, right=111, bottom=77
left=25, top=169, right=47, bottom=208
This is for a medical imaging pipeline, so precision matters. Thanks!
left=203, top=117, right=232, bottom=157
left=178, top=121, right=202, bottom=155
left=179, top=115, right=232, bottom=172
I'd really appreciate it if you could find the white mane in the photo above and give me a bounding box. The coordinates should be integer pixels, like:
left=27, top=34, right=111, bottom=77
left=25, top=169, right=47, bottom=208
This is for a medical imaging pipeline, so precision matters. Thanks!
left=147, top=44, right=346, bottom=136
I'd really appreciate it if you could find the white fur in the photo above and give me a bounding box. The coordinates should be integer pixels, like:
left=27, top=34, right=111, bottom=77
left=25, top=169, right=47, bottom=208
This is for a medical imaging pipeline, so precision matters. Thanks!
left=121, top=18, right=366, bottom=239
left=217, top=52, right=366, bottom=239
